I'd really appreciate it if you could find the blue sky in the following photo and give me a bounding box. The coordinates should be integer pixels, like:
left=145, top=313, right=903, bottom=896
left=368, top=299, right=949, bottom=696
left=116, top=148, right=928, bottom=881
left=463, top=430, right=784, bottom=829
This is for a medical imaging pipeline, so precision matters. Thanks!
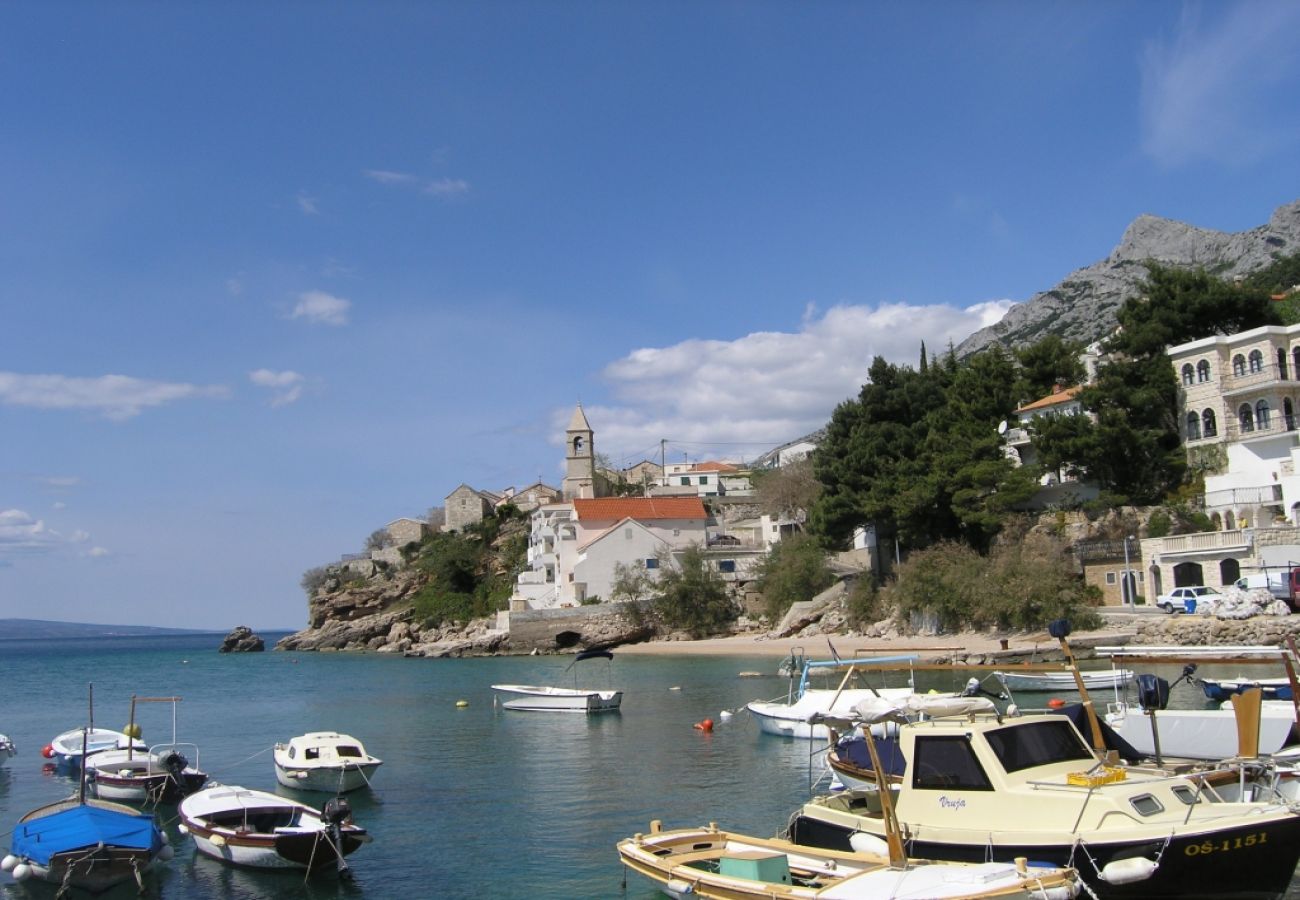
left=3, top=2, right=1299, bottom=630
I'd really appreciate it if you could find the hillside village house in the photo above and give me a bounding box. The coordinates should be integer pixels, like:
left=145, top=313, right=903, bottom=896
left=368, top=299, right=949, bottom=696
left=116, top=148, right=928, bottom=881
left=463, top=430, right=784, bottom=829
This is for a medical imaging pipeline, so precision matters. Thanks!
left=1002, top=385, right=1101, bottom=509
left=657, top=460, right=752, bottom=497
left=444, top=484, right=502, bottom=532
left=1140, top=324, right=1300, bottom=596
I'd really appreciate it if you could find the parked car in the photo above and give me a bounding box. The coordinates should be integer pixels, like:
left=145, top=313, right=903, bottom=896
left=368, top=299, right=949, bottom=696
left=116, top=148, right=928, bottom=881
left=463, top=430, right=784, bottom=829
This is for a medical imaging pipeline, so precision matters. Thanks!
left=1233, top=568, right=1300, bottom=612
left=1155, top=585, right=1221, bottom=614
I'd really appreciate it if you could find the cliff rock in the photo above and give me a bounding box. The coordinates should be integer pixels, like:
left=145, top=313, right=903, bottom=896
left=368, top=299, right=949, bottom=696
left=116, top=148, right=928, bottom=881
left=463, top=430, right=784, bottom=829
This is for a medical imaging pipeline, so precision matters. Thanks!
left=219, top=626, right=264, bottom=653
left=957, top=198, right=1300, bottom=356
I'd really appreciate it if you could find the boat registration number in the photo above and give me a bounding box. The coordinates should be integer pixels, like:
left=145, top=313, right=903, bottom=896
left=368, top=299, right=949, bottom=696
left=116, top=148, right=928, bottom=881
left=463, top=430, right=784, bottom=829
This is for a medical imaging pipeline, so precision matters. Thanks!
left=1184, top=833, right=1268, bottom=856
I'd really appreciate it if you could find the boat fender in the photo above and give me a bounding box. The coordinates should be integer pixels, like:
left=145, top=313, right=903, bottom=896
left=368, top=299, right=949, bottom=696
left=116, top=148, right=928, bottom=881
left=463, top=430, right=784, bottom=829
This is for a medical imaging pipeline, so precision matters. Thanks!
left=665, top=879, right=695, bottom=895
left=1034, top=887, right=1076, bottom=900
left=456, top=700, right=469, bottom=708
left=1098, top=856, right=1158, bottom=884
left=178, top=824, right=190, bottom=836
left=210, top=834, right=227, bottom=847
left=160, top=832, right=170, bottom=845
left=41, top=744, right=54, bottom=759
left=1, top=854, right=17, bottom=872
left=11, top=863, right=31, bottom=881
left=693, top=718, right=714, bottom=732
left=848, top=832, right=891, bottom=857
left=719, top=710, right=733, bottom=721
left=159, top=844, right=175, bottom=861
left=1047, top=698, right=1066, bottom=710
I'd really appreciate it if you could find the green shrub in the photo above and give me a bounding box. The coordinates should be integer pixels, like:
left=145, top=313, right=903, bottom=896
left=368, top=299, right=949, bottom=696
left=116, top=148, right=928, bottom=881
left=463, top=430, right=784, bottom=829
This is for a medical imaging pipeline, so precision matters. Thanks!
left=755, top=533, right=836, bottom=622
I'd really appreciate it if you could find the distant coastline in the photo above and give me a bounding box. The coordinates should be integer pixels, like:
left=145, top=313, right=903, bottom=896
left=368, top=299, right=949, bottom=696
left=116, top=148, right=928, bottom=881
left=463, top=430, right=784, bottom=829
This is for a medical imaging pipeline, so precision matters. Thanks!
left=0, top=618, right=228, bottom=640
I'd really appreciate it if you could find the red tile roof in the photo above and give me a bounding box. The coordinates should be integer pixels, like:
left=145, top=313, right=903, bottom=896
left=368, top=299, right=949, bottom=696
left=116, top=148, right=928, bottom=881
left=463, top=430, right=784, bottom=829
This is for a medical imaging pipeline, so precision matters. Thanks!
left=1016, top=385, right=1082, bottom=414
left=573, top=497, right=707, bottom=521
left=690, top=460, right=740, bottom=473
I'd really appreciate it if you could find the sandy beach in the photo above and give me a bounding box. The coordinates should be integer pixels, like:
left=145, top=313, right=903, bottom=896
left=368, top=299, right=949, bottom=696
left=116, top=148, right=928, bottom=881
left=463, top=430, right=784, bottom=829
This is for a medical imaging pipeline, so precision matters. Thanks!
left=615, top=627, right=1137, bottom=660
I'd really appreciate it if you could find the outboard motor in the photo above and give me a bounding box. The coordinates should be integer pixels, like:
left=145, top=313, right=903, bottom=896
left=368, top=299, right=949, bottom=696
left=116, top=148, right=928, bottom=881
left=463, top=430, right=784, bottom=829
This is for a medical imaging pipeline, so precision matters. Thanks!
left=160, top=751, right=188, bottom=776
left=1136, top=674, right=1170, bottom=711
left=321, top=797, right=354, bottom=879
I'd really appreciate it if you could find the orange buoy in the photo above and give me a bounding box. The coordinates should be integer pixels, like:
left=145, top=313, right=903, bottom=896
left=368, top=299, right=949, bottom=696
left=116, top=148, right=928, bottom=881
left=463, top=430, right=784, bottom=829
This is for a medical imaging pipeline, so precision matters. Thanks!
left=1047, top=698, right=1066, bottom=709
left=694, top=718, right=714, bottom=732
left=41, top=745, right=54, bottom=759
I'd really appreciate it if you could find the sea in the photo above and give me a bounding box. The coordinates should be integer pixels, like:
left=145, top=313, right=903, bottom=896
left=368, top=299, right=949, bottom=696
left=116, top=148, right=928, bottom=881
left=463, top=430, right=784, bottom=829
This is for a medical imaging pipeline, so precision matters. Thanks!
left=2, top=634, right=1300, bottom=899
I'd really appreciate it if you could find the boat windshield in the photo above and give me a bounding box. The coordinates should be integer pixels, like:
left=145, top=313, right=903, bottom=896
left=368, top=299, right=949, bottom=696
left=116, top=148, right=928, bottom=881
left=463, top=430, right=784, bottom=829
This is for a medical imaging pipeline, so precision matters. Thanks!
left=984, top=719, right=1094, bottom=773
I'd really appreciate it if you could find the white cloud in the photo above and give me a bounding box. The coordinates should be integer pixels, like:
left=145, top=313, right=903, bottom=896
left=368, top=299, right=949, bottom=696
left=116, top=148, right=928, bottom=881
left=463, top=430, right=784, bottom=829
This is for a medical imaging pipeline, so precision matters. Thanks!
left=296, top=191, right=321, bottom=216
left=1140, top=2, right=1300, bottom=166
left=0, top=509, right=76, bottom=559
left=249, top=369, right=305, bottom=407
left=289, top=291, right=350, bottom=326
left=586, top=301, right=1009, bottom=462
left=365, top=168, right=470, bottom=198
left=0, top=372, right=228, bottom=421
left=87, top=546, right=109, bottom=558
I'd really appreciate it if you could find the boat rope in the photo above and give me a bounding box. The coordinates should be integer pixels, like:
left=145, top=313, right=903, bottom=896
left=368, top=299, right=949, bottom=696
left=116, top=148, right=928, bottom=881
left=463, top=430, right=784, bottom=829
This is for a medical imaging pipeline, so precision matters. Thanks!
left=132, top=857, right=145, bottom=894
left=207, top=744, right=274, bottom=780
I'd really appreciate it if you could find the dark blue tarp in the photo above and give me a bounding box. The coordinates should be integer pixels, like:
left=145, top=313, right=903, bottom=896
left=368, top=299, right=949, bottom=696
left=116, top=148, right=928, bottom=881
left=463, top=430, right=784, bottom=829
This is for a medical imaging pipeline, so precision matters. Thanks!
left=574, top=649, right=613, bottom=662
left=836, top=735, right=908, bottom=777
left=11, top=805, right=160, bottom=866
left=1059, top=703, right=1144, bottom=763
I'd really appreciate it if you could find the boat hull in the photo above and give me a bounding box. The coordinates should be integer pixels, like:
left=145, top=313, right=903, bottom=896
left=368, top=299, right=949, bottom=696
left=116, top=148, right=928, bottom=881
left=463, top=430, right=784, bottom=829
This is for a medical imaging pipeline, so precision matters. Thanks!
left=1104, top=703, right=1297, bottom=759
left=274, top=762, right=381, bottom=793
left=789, top=807, right=1300, bottom=900
left=6, top=799, right=164, bottom=893
left=491, top=685, right=622, bottom=713
left=996, top=670, right=1134, bottom=692
left=187, top=827, right=368, bottom=871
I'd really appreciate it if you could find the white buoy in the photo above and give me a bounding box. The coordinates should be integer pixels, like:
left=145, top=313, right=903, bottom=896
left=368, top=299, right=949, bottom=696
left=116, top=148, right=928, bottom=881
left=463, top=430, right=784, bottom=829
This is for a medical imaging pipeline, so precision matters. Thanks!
left=1098, top=857, right=1158, bottom=884
left=1, top=854, right=18, bottom=872
left=211, top=834, right=227, bottom=847
left=719, top=710, right=733, bottom=721
left=12, top=863, right=31, bottom=881
left=178, top=824, right=190, bottom=836
left=159, top=844, right=175, bottom=861
left=669, top=686, right=682, bottom=691
left=848, top=832, right=891, bottom=857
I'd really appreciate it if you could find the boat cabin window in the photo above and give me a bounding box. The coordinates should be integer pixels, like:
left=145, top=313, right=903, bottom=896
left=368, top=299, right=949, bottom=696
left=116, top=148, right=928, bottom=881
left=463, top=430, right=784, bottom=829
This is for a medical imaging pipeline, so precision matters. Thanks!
left=1170, top=785, right=1201, bottom=806
left=338, top=745, right=362, bottom=758
left=1130, top=794, right=1164, bottom=816
left=984, top=720, right=1093, bottom=773
left=306, top=748, right=319, bottom=760
left=911, top=736, right=993, bottom=791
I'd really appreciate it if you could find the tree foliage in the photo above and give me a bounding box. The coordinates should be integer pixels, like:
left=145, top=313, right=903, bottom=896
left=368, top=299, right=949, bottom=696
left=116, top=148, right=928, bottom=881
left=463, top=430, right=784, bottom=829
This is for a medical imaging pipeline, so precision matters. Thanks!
left=754, top=533, right=836, bottom=622
left=752, top=455, right=821, bottom=520
left=1013, top=335, right=1086, bottom=404
left=651, top=546, right=736, bottom=637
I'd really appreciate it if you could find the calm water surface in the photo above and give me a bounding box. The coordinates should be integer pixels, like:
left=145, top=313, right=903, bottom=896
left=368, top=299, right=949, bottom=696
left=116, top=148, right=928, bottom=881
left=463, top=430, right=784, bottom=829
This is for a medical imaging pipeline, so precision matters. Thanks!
left=1, top=635, right=1298, bottom=899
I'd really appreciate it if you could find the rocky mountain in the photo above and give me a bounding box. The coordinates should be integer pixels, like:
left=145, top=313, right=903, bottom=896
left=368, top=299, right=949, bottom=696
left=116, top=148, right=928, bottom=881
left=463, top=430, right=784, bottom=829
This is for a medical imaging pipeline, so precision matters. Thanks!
left=956, top=199, right=1300, bottom=357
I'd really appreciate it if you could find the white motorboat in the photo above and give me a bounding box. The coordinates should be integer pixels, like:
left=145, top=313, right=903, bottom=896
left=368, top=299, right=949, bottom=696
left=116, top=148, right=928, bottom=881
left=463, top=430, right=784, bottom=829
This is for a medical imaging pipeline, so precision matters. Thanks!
left=0, top=733, right=14, bottom=767
left=1103, top=699, right=1297, bottom=760
left=746, top=653, right=927, bottom=740
left=87, top=744, right=207, bottom=804
left=273, top=732, right=382, bottom=793
left=619, top=820, right=1081, bottom=900
left=3, top=796, right=170, bottom=891
left=43, top=726, right=145, bottom=769
left=178, top=785, right=368, bottom=875
left=788, top=709, right=1300, bottom=899
left=492, top=648, right=623, bottom=713
left=994, top=668, right=1134, bottom=693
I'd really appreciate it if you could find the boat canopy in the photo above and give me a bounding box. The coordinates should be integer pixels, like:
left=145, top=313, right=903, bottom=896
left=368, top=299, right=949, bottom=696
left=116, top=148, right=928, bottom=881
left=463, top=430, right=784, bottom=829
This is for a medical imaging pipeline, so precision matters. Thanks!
left=12, top=806, right=159, bottom=865
left=574, top=649, right=613, bottom=662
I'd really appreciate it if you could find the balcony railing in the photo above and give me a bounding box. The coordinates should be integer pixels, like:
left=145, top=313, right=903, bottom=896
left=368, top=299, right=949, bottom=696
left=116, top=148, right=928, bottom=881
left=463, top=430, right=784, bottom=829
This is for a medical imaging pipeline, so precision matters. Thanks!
left=1223, top=415, right=1299, bottom=442
left=1157, top=529, right=1249, bottom=555
left=1203, top=485, right=1283, bottom=509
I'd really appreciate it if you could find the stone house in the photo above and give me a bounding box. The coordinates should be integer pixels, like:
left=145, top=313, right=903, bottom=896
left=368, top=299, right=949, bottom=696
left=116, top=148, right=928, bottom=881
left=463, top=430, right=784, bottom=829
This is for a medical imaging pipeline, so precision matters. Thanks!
left=497, top=482, right=561, bottom=514
left=445, top=484, right=502, bottom=532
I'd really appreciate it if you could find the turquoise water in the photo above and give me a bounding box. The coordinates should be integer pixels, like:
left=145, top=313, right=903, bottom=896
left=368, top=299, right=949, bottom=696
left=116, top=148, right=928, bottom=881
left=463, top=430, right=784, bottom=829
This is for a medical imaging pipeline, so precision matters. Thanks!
left=3, top=636, right=1299, bottom=899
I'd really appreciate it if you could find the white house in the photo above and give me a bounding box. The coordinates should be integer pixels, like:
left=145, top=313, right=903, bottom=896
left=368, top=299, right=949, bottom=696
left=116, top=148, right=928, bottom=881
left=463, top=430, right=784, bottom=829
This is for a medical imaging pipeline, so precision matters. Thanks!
left=1001, top=385, right=1100, bottom=508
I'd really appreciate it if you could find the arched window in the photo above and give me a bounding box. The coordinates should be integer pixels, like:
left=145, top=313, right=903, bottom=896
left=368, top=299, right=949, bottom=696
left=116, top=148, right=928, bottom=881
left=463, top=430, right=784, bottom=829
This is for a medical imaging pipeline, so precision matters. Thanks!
left=1249, top=349, right=1264, bottom=373
left=1279, top=348, right=1289, bottom=380
left=572, top=436, right=584, bottom=454
left=1256, top=399, right=1271, bottom=430
left=1239, top=403, right=1255, bottom=432
left=1233, top=355, right=1247, bottom=376
left=1197, top=359, right=1211, bottom=382
left=1203, top=408, right=1217, bottom=437
left=1186, top=412, right=1201, bottom=440
left=1286, top=398, right=1295, bottom=431
left=1293, top=346, right=1300, bottom=379
left=1181, top=364, right=1195, bottom=386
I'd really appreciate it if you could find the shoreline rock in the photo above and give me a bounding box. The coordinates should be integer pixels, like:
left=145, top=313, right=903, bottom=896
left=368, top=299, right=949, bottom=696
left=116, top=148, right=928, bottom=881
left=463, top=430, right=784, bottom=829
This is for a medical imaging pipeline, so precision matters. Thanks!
left=219, top=626, right=264, bottom=653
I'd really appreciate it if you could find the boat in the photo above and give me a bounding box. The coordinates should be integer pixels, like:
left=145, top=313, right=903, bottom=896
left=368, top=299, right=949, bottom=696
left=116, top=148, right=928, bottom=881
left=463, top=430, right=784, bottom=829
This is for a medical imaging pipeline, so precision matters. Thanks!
left=787, top=707, right=1300, bottom=899
left=273, top=731, right=382, bottom=793
left=85, top=695, right=208, bottom=803
left=178, top=784, right=369, bottom=875
left=44, top=726, right=146, bottom=769
left=492, top=648, right=623, bottom=713
left=618, top=820, right=1081, bottom=899
left=3, top=796, right=171, bottom=892
left=0, top=733, right=14, bottom=767
left=3, top=723, right=171, bottom=893
left=1199, top=675, right=1293, bottom=702
left=994, top=668, right=1134, bottom=693
left=745, top=654, right=927, bottom=740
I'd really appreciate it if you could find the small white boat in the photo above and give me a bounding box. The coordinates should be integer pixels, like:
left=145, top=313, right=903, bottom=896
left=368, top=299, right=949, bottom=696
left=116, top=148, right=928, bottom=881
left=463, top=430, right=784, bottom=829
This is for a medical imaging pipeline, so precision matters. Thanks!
left=3, top=796, right=171, bottom=892
left=492, top=648, right=623, bottom=713
left=178, top=785, right=369, bottom=875
left=746, top=654, right=925, bottom=740
left=994, top=668, right=1134, bottom=693
left=0, top=733, right=14, bottom=767
left=273, top=732, right=382, bottom=793
left=44, top=727, right=145, bottom=769
left=1104, top=700, right=1298, bottom=760
left=618, top=821, right=1082, bottom=900
left=87, top=745, right=207, bottom=803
